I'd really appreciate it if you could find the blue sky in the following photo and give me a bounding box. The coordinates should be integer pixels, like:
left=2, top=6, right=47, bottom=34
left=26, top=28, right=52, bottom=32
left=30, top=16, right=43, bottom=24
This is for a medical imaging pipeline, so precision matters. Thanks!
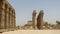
left=8, top=0, right=60, bottom=26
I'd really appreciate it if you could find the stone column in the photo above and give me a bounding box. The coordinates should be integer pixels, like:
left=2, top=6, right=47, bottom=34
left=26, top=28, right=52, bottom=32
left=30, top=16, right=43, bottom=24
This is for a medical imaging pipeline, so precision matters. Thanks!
left=0, top=1, right=3, bottom=29
left=40, top=10, right=44, bottom=29
left=13, top=11, right=16, bottom=28
left=11, top=10, right=14, bottom=28
left=37, top=10, right=44, bottom=29
left=13, top=11, right=15, bottom=28
left=5, top=4, right=9, bottom=29
left=9, top=8, right=10, bottom=28
left=32, top=10, right=37, bottom=29
left=12, top=11, right=15, bottom=28
left=9, top=8, right=12, bottom=28
left=0, top=1, right=5, bottom=29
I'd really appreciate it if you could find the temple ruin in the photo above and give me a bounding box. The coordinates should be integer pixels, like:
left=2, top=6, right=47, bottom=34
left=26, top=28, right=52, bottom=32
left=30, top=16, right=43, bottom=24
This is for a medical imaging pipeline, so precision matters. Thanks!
left=0, top=0, right=16, bottom=29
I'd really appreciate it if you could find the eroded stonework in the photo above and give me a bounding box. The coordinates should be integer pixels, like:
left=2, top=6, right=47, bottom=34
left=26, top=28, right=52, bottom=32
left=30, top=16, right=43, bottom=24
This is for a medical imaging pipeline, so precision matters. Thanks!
left=0, top=0, right=16, bottom=29
left=32, top=10, right=37, bottom=29
left=37, top=10, right=44, bottom=29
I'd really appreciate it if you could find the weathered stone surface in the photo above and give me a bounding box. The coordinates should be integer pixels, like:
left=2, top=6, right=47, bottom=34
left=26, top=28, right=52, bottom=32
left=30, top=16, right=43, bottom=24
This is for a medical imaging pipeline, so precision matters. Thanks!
left=37, top=10, right=44, bottom=29
left=32, top=10, right=37, bottom=29
left=0, top=0, right=16, bottom=30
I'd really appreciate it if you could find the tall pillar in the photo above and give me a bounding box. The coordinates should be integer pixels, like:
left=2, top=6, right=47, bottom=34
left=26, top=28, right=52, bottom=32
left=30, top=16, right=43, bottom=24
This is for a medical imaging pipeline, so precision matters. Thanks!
left=0, top=1, right=5, bottom=29
left=32, top=10, right=37, bottom=29
left=9, top=7, right=11, bottom=28
left=0, top=1, right=3, bottom=29
left=11, top=10, right=14, bottom=28
left=37, top=10, right=44, bottom=29
left=11, top=11, right=13, bottom=28
left=9, top=8, right=13, bottom=29
left=13, top=11, right=16, bottom=28
left=9, top=8, right=12, bottom=28
left=5, top=4, right=9, bottom=29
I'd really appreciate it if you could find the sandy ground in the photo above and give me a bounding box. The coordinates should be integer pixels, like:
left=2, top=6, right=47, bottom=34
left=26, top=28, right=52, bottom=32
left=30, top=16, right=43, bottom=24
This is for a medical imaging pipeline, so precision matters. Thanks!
left=2, top=30, right=60, bottom=34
